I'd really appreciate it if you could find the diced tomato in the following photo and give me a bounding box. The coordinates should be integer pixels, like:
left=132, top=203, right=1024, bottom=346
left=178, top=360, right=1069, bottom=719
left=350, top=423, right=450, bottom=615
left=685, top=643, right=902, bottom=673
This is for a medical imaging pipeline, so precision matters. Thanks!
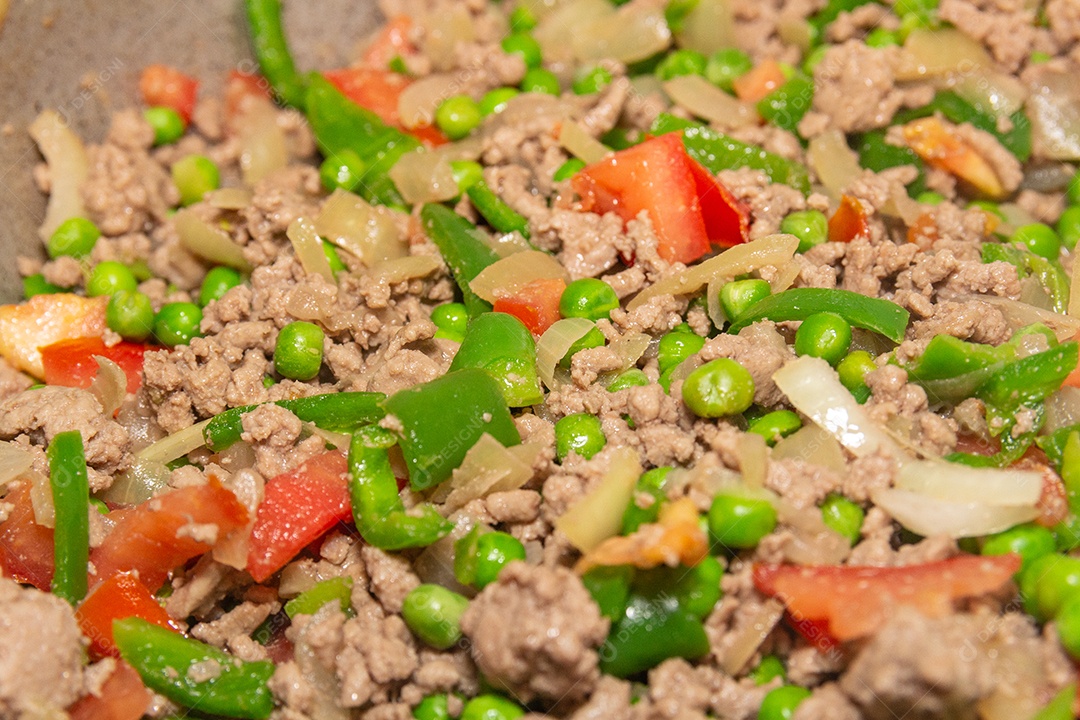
left=246, top=451, right=351, bottom=583
left=224, top=69, right=272, bottom=121
left=0, top=293, right=107, bottom=378
left=76, top=573, right=179, bottom=659
left=785, top=615, right=841, bottom=655
left=492, top=279, right=567, bottom=336
left=90, top=478, right=248, bottom=592
left=754, top=554, right=1021, bottom=641
left=902, top=116, right=1005, bottom=199
left=0, top=482, right=54, bottom=591
left=573, top=134, right=747, bottom=265
left=361, top=15, right=415, bottom=68
left=827, top=195, right=869, bottom=243
left=139, top=64, right=199, bottom=123
left=323, top=68, right=447, bottom=146
left=41, top=337, right=149, bottom=394
left=67, top=661, right=151, bottom=720
left=732, top=59, right=786, bottom=103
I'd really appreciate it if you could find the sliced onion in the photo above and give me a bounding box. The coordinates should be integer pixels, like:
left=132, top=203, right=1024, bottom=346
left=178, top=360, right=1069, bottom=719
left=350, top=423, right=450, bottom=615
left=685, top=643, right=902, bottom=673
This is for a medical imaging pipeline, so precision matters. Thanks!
left=287, top=216, right=335, bottom=284
left=895, top=27, right=992, bottom=81
left=414, top=527, right=477, bottom=596
left=398, top=75, right=451, bottom=130
left=371, top=255, right=441, bottom=285
left=951, top=67, right=1027, bottom=121
left=535, top=0, right=613, bottom=63
left=213, top=468, right=264, bottom=569
left=720, top=598, right=784, bottom=676
left=536, top=317, right=595, bottom=388
left=0, top=442, right=34, bottom=487
left=136, top=419, right=211, bottom=464
left=706, top=275, right=728, bottom=328
left=574, top=1, right=672, bottom=63
left=896, top=460, right=1043, bottom=506
left=1071, top=257, right=1080, bottom=319
left=100, top=458, right=170, bottom=506
left=738, top=432, right=768, bottom=490
left=28, top=470, right=54, bottom=529
left=772, top=423, right=848, bottom=475
left=278, top=561, right=322, bottom=598
left=807, top=130, right=862, bottom=200
left=609, top=332, right=650, bottom=369
left=674, top=0, right=736, bottom=54
left=774, top=356, right=907, bottom=462
left=482, top=230, right=534, bottom=258
left=1045, top=387, right=1080, bottom=433
left=88, top=357, right=127, bottom=416
left=769, top=261, right=801, bottom=293
left=628, top=234, right=799, bottom=311
left=663, top=75, right=755, bottom=129
left=237, top=96, right=288, bottom=186
left=206, top=187, right=254, bottom=210
left=307, top=424, right=350, bottom=450
left=470, top=250, right=570, bottom=303
left=315, top=189, right=406, bottom=267
left=871, top=488, right=1038, bottom=539
left=555, top=446, right=641, bottom=552
left=444, top=434, right=541, bottom=512
left=174, top=209, right=253, bottom=273
left=972, top=294, right=1080, bottom=342
left=418, top=3, right=475, bottom=71
left=1025, top=65, right=1080, bottom=161
left=29, top=109, right=88, bottom=242
left=775, top=499, right=851, bottom=565
left=558, top=121, right=610, bottom=164
left=389, top=148, right=461, bottom=205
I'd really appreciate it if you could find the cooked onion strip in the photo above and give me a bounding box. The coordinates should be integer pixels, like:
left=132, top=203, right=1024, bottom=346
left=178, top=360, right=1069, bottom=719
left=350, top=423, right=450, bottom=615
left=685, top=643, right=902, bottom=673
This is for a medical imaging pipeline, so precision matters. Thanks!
left=287, top=216, right=335, bottom=284
left=896, top=460, right=1043, bottom=506
left=973, top=294, right=1080, bottom=342
left=536, top=318, right=595, bottom=388
left=137, top=418, right=211, bottom=464
left=29, top=109, right=88, bottom=242
left=558, top=121, right=610, bottom=164
left=444, top=434, right=542, bottom=512
left=315, top=189, right=406, bottom=267
left=807, top=130, right=862, bottom=200
left=663, top=75, right=754, bottom=128
left=0, top=442, right=34, bottom=487
left=371, top=255, right=440, bottom=285
left=100, top=458, right=171, bottom=506
left=470, top=250, right=570, bottom=303
left=772, top=424, right=847, bottom=475
left=871, top=488, right=1038, bottom=538
left=674, top=0, right=736, bottom=54
left=28, top=469, right=55, bottom=528
left=238, top=96, right=288, bottom=186
left=389, top=148, right=462, bottom=204
left=556, top=447, right=641, bottom=552
left=88, top=357, right=127, bottom=416
left=206, top=187, right=254, bottom=209
left=174, top=209, right=253, bottom=273
left=573, top=1, right=671, bottom=63
left=895, top=28, right=991, bottom=81
left=719, top=599, right=785, bottom=676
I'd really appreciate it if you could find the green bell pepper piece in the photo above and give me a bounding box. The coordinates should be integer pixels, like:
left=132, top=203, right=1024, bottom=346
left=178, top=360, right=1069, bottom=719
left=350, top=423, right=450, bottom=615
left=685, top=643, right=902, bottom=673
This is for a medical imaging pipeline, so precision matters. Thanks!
left=728, top=288, right=910, bottom=344
left=621, top=466, right=673, bottom=534
left=47, top=430, right=89, bottom=604
left=114, top=617, right=275, bottom=720
left=854, top=129, right=926, bottom=197
left=244, top=0, right=308, bottom=108
left=1033, top=683, right=1077, bottom=720
left=1037, top=423, right=1080, bottom=469
left=600, top=593, right=710, bottom=678
left=581, top=565, right=634, bottom=622
left=633, top=556, right=724, bottom=619
left=420, top=203, right=500, bottom=317
left=449, top=312, right=544, bottom=407
left=976, top=342, right=1078, bottom=410
left=757, top=73, right=813, bottom=134
left=905, top=334, right=1012, bottom=382
left=466, top=181, right=531, bottom=238
left=983, top=242, right=1070, bottom=314
left=284, top=576, right=354, bottom=618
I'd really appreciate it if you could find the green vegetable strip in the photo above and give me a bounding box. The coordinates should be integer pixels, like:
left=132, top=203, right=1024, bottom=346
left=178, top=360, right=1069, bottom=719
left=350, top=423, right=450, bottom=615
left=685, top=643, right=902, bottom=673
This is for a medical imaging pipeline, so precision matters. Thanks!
left=348, top=429, right=453, bottom=550
left=204, top=391, right=386, bottom=452
left=983, top=242, right=1070, bottom=314
left=244, top=0, right=308, bottom=108
left=448, top=312, right=545, bottom=407
left=854, top=129, right=926, bottom=196
left=420, top=203, right=500, bottom=316
left=114, top=617, right=276, bottom=720
left=651, top=114, right=811, bottom=194
left=600, top=594, right=710, bottom=678
left=466, top=181, right=531, bottom=238
left=284, top=576, right=354, bottom=618
left=305, top=74, right=419, bottom=207
left=383, top=368, right=521, bottom=490
left=728, top=288, right=911, bottom=344
left=47, top=431, right=89, bottom=604
left=757, top=73, right=814, bottom=134
left=976, top=341, right=1078, bottom=410
left=894, top=91, right=1032, bottom=162
left=905, top=334, right=1012, bottom=383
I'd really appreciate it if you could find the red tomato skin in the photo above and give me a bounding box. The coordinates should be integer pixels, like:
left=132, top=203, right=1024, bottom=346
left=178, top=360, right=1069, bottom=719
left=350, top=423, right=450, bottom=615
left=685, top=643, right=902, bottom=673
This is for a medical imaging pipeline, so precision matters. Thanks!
left=323, top=68, right=447, bottom=146
left=67, top=661, right=151, bottom=720
left=40, top=337, right=148, bottom=394
left=90, top=478, right=249, bottom=592
left=246, top=451, right=351, bottom=583
left=686, top=157, right=750, bottom=248
left=573, top=134, right=712, bottom=265
left=76, top=573, right=179, bottom=659
left=732, top=59, right=786, bottom=103
left=139, top=65, right=198, bottom=123
left=827, top=195, right=870, bottom=243
left=492, top=279, right=567, bottom=337
left=361, top=15, right=415, bottom=68
left=0, top=483, right=54, bottom=591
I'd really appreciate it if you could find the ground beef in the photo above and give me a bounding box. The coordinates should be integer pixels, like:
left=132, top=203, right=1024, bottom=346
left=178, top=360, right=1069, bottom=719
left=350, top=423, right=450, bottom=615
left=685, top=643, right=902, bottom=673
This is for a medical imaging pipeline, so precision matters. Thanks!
left=698, top=322, right=795, bottom=408
left=460, top=562, right=608, bottom=705
left=939, top=0, right=1040, bottom=72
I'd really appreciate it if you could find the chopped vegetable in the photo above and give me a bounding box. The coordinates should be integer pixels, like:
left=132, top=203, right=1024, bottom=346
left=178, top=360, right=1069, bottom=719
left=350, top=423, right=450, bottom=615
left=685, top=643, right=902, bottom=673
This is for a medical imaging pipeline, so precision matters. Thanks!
left=729, top=288, right=910, bottom=343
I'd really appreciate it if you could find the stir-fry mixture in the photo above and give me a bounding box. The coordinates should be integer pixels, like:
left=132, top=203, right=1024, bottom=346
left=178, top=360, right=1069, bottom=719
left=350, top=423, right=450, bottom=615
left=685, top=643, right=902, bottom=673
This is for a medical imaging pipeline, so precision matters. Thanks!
left=9, top=0, right=1080, bottom=717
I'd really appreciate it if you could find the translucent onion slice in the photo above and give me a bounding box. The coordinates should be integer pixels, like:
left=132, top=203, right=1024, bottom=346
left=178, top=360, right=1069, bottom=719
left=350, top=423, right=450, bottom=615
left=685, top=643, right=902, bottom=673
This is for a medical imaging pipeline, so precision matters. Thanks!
left=371, top=255, right=441, bottom=285
left=287, top=216, right=335, bottom=284
left=0, top=442, right=34, bottom=487
left=136, top=418, right=211, bottom=464
left=89, top=356, right=127, bottom=416
left=973, top=294, right=1080, bottom=342
left=398, top=74, right=452, bottom=130
left=536, top=318, right=597, bottom=389
left=315, top=189, right=406, bottom=267
left=895, top=460, right=1043, bottom=506
left=895, top=28, right=992, bottom=81
left=952, top=67, right=1027, bottom=120
left=173, top=209, right=253, bottom=273
left=213, top=468, right=264, bottom=570
left=773, top=356, right=907, bottom=461
left=555, top=446, right=641, bottom=552
left=1026, top=66, right=1080, bottom=161
left=738, top=432, right=768, bottom=490
left=772, top=423, right=847, bottom=475
left=663, top=75, right=755, bottom=129
left=1045, top=387, right=1080, bottom=434
left=720, top=598, right=784, bottom=676
left=444, top=434, right=542, bottom=512
left=1071, top=259, right=1080, bottom=319
left=418, top=3, right=475, bottom=71
left=871, top=488, right=1038, bottom=539
left=807, top=129, right=862, bottom=200
left=206, top=187, right=254, bottom=210
left=389, top=148, right=462, bottom=204
left=100, top=458, right=171, bottom=506
left=706, top=275, right=728, bottom=329
left=609, top=332, right=650, bottom=369
left=28, top=470, right=55, bottom=529
left=574, top=1, right=672, bottom=63
left=674, top=0, right=736, bottom=54
left=628, top=233, right=799, bottom=311
left=775, top=499, right=851, bottom=566
left=535, top=0, right=613, bottom=63
left=238, top=96, right=288, bottom=186
left=558, top=121, right=610, bottom=164
left=470, top=250, right=570, bottom=304
left=29, top=109, right=88, bottom=241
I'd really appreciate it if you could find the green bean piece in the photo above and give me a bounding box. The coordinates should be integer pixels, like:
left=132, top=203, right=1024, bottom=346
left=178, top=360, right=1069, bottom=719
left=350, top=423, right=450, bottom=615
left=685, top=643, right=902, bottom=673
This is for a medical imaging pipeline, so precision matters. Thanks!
left=283, top=577, right=354, bottom=618
left=48, top=431, right=89, bottom=604
left=244, top=0, right=308, bottom=108
left=681, top=358, right=755, bottom=418
left=727, top=287, right=910, bottom=344
left=420, top=204, right=500, bottom=316
left=401, top=584, right=470, bottom=650
left=450, top=160, right=484, bottom=193
left=465, top=180, right=531, bottom=237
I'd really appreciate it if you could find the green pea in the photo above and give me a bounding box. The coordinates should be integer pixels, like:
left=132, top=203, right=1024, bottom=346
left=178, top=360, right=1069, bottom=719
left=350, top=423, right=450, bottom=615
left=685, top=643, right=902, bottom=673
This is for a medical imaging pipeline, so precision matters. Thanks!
left=820, top=493, right=864, bottom=546
left=319, top=149, right=367, bottom=193
left=560, top=325, right=605, bottom=367
left=656, top=49, right=707, bottom=81
left=143, top=106, right=185, bottom=146
left=865, top=27, right=899, bottom=47
left=704, top=48, right=752, bottom=92
left=413, top=694, right=450, bottom=720
left=658, top=329, right=706, bottom=374
left=572, top=66, right=612, bottom=95
left=1012, top=222, right=1061, bottom=260
left=431, top=302, right=469, bottom=337
left=982, top=522, right=1055, bottom=574
left=508, top=4, right=537, bottom=32
left=171, top=154, right=220, bottom=206
left=323, top=241, right=347, bottom=275
left=199, top=266, right=244, bottom=306
left=388, top=55, right=410, bottom=75
left=521, top=68, right=561, bottom=95
left=153, top=302, right=203, bottom=347
left=89, top=497, right=110, bottom=515
left=708, top=492, right=777, bottom=549
left=553, top=158, right=587, bottom=182
left=748, top=410, right=802, bottom=446
left=719, top=278, right=770, bottom=321
left=560, top=278, right=619, bottom=321
left=479, top=87, right=520, bottom=116
left=916, top=190, right=945, bottom=205
left=1020, top=553, right=1080, bottom=621
left=501, top=33, right=542, bottom=69
left=682, top=358, right=755, bottom=418
left=555, top=412, right=606, bottom=461
left=801, top=45, right=829, bottom=75
left=23, top=274, right=65, bottom=298
left=435, top=95, right=482, bottom=141
left=837, top=350, right=876, bottom=394
left=48, top=217, right=101, bottom=259
left=758, top=685, right=811, bottom=720
left=1030, top=50, right=1053, bottom=64
left=474, top=531, right=526, bottom=589
left=274, top=320, right=325, bottom=381
left=401, top=584, right=470, bottom=650
left=86, top=261, right=138, bottom=297
left=607, top=368, right=650, bottom=392
left=750, top=655, right=786, bottom=686
left=450, top=160, right=484, bottom=193
left=106, top=290, right=155, bottom=341
left=794, top=312, right=852, bottom=366
left=460, top=694, right=525, bottom=720
left=1067, top=170, right=1080, bottom=207
left=1056, top=593, right=1080, bottom=660
left=1057, top=206, right=1080, bottom=251
left=780, top=210, right=828, bottom=254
